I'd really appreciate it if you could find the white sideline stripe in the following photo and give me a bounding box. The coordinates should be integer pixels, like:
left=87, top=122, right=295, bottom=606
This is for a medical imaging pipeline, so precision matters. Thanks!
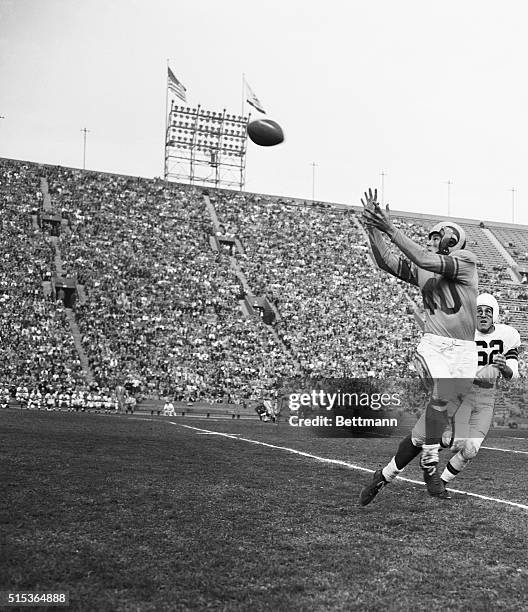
left=129, top=416, right=254, bottom=422
left=132, top=418, right=528, bottom=454
left=482, top=446, right=528, bottom=455
left=196, top=432, right=241, bottom=436
left=163, top=421, right=528, bottom=512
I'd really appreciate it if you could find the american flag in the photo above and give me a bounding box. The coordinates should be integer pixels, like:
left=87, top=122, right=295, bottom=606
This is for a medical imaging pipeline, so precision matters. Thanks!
left=244, top=78, right=266, bottom=114
left=168, top=67, right=187, bottom=103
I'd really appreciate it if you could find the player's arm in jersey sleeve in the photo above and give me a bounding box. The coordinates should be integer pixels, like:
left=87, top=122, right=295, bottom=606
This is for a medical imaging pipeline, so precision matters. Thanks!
left=390, top=230, right=477, bottom=281
left=362, top=201, right=476, bottom=279
left=504, top=327, right=521, bottom=379
left=366, top=226, right=418, bottom=285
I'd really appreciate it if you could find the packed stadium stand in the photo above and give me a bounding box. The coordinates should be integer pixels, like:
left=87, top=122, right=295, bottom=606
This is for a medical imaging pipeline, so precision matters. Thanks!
left=0, top=160, right=85, bottom=396
left=44, top=165, right=297, bottom=405
left=1, top=156, right=528, bottom=421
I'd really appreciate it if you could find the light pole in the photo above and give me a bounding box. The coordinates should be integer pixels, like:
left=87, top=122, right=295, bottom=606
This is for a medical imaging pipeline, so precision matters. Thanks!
left=311, top=161, right=318, bottom=201
left=81, top=128, right=90, bottom=170
left=511, top=187, right=516, bottom=223
left=445, top=180, right=452, bottom=217
left=380, top=170, right=387, bottom=205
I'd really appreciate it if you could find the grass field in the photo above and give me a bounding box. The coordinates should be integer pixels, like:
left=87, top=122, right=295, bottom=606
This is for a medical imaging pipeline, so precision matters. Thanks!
left=2, top=410, right=528, bottom=611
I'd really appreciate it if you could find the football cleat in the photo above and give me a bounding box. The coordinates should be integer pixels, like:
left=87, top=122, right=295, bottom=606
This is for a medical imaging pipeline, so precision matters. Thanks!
left=437, top=480, right=452, bottom=500
left=359, top=469, right=387, bottom=506
left=420, top=456, right=446, bottom=497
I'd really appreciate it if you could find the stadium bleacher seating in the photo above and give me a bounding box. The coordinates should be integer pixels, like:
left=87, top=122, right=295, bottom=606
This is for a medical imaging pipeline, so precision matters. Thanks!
left=212, top=191, right=419, bottom=378
left=0, top=159, right=85, bottom=395
left=45, top=165, right=296, bottom=404
left=1, top=156, right=528, bottom=420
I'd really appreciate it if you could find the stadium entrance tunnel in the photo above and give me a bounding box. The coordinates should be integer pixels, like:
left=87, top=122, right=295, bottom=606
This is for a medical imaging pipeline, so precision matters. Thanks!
left=245, top=295, right=275, bottom=324
left=52, top=276, right=77, bottom=308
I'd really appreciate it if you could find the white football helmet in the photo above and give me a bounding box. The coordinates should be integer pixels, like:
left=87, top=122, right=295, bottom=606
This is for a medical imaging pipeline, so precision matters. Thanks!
left=477, top=293, right=499, bottom=323
left=428, top=221, right=466, bottom=255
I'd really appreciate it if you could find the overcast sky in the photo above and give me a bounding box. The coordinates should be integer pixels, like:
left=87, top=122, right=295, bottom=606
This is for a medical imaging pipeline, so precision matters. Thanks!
left=1, top=0, right=528, bottom=224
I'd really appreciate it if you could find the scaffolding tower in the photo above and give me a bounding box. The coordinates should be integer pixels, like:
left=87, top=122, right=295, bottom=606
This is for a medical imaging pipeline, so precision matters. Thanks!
left=164, top=102, right=250, bottom=190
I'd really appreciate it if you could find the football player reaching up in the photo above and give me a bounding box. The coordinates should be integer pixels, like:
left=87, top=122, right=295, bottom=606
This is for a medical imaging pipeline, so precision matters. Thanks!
left=361, top=188, right=478, bottom=498
left=359, top=293, right=519, bottom=505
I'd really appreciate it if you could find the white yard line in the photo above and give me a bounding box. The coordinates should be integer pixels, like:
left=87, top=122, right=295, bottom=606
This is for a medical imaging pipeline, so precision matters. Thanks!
left=195, top=432, right=241, bottom=436
left=481, top=446, right=528, bottom=455
left=132, top=418, right=528, bottom=512
left=171, top=422, right=528, bottom=510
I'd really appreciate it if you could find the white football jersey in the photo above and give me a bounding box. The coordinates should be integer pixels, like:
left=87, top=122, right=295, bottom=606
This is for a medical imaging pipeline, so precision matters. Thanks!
left=474, top=323, right=521, bottom=381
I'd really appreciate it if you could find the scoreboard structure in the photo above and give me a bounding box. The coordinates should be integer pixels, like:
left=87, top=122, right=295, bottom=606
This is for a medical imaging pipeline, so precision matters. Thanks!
left=164, top=102, right=250, bottom=190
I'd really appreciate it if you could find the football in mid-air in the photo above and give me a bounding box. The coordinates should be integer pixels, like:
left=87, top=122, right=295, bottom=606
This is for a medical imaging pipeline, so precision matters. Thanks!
left=247, top=119, right=284, bottom=147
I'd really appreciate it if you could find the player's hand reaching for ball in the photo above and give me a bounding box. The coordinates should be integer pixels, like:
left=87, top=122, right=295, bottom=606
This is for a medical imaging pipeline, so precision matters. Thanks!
left=361, top=188, right=395, bottom=237
left=361, top=187, right=379, bottom=212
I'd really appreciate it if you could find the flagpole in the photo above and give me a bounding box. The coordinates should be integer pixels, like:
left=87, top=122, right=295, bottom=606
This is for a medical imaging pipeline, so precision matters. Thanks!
left=164, top=59, right=169, bottom=180
left=242, top=73, right=245, bottom=116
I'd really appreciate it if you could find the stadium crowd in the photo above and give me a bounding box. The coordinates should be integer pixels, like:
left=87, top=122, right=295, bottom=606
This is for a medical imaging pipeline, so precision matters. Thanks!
left=46, top=167, right=296, bottom=403
left=213, top=192, right=419, bottom=378
left=1, top=156, right=528, bottom=420
left=0, top=159, right=85, bottom=397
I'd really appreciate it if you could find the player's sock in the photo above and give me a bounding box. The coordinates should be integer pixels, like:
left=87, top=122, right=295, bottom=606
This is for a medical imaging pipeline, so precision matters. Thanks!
left=381, top=434, right=421, bottom=482
left=421, top=443, right=440, bottom=465
left=440, top=451, right=467, bottom=483
left=381, top=458, right=399, bottom=482
left=424, top=403, right=449, bottom=445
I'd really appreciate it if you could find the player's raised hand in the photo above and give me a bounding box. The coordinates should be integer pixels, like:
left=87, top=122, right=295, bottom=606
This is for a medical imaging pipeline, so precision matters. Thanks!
left=361, top=187, right=379, bottom=211
left=362, top=188, right=394, bottom=236
left=361, top=187, right=380, bottom=231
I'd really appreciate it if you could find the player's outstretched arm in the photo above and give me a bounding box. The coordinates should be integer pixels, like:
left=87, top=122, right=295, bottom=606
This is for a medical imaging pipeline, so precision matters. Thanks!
left=362, top=189, right=450, bottom=274
left=361, top=189, right=417, bottom=285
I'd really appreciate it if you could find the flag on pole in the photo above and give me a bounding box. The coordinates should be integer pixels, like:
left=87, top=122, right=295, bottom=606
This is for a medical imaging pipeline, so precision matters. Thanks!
left=167, top=67, right=187, bottom=103
left=244, top=77, right=266, bottom=114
